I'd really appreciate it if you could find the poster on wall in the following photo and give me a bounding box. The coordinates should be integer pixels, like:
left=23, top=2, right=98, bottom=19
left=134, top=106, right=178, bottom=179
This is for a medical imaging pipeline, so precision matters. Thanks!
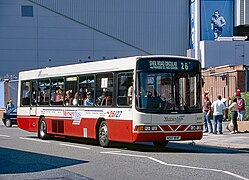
left=201, top=0, right=234, bottom=41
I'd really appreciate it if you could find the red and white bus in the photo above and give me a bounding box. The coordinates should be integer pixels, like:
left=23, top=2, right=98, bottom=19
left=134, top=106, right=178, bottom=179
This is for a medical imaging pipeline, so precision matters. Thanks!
left=17, top=55, right=203, bottom=147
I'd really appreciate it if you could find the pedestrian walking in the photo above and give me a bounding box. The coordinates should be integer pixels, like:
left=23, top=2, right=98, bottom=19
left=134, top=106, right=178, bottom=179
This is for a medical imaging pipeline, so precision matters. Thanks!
left=203, top=94, right=213, bottom=133
left=228, top=98, right=239, bottom=134
left=211, top=95, right=226, bottom=134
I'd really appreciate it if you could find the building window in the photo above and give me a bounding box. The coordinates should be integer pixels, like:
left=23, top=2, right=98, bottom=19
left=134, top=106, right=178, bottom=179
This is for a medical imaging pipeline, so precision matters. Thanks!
left=21, top=5, right=33, bottom=17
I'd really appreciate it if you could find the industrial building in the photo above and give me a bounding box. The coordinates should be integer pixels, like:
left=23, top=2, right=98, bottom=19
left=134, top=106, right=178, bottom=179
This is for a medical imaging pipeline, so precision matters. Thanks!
left=0, top=0, right=190, bottom=79
left=1, top=0, right=249, bottom=106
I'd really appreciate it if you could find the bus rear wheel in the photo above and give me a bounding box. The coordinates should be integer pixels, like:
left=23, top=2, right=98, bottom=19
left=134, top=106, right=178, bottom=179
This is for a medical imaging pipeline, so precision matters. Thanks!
left=153, top=141, right=169, bottom=148
left=98, top=121, right=109, bottom=147
left=38, top=118, right=49, bottom=140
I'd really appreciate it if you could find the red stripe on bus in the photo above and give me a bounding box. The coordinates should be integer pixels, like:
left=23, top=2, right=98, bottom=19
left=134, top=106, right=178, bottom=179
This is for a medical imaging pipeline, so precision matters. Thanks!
left=17, top=116, right=133, bottom=142
left=17, top=116, right=202, bottom=143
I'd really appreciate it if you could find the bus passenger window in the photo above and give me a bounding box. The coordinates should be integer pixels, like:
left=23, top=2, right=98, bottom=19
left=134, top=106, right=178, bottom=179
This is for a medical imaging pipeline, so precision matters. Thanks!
left=117, top=72, right=133, bottom=106
left=79, top=75, right=95, bottom=106
left=96, top=73, right=113, bottom=107
left=21, top=81, right=30, bottom=106
left=37, top=79, right=50, bottom=105
left=65, top=76, right=77, bottom=106
left=51, top=78, right=64, bottom=106
left=31, top=81, right=37, bottom=105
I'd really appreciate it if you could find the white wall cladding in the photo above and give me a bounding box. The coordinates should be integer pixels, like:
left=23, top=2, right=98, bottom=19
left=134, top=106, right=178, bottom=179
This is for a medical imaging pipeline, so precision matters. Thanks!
left=0, top=0, right=189, bottom=77
left=29, top=0, right=189, bottom=55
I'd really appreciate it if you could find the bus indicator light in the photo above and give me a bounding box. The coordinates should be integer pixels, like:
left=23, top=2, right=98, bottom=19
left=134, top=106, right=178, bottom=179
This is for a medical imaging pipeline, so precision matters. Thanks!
left=190, top=125, right=202, bottom=131
left=151, top=126, right=158, bottom=131
left=144, top=126, right=150, bottom=131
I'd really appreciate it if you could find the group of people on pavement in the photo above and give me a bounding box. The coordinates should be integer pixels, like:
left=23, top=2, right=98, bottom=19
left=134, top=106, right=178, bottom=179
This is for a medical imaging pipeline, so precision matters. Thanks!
left=203, top=89, right=246, bottom=135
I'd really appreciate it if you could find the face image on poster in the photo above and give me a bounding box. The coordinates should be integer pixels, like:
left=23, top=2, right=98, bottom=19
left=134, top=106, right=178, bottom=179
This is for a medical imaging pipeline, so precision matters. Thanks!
left=201, top=0, right=233, bottom=41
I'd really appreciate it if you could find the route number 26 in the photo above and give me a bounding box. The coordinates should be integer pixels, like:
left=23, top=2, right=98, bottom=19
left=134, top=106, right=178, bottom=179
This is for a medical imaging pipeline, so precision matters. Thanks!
left=181, top=62, right=189, bottom=70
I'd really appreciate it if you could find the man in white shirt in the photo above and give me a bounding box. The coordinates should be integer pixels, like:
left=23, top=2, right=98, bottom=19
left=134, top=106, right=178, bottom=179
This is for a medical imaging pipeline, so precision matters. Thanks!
left=211, top=95, right=226, bottom=134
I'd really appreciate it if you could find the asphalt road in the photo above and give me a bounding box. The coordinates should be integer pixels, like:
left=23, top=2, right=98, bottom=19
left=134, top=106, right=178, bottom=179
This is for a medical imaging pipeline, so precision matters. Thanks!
left=1, top=125, right=249, bottom=180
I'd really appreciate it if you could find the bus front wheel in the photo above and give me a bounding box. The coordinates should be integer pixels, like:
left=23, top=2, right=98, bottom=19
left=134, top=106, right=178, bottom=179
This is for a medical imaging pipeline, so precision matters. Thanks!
left=98, top=121, right=109, bottom=147
left=153, top=141, right=169, bottom=148
left=38, top=118, right=49, bottom=140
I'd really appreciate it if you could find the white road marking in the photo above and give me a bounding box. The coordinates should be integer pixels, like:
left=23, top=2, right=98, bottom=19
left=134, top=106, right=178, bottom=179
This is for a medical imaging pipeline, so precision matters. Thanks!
left=0, top=134, right=10, bottom=138
left=19, top=137, right=51, bottom=143
left=101, top=151, right=249, bottom=180
left=59, top=143, right=91, bottom=150
left=100, top=151, right=147, bottom=158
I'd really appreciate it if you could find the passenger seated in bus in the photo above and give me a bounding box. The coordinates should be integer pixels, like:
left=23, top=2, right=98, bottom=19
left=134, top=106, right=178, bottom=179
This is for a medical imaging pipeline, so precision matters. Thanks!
left=50, top=89, right=56, bottom=102
left=55, top=88, right=63, bottom=102
left=146, top=91, right=152, bottom=98
left=100, top=91, right=112, bottom=106
left=72, top=92, right=78, bottom=106
left=127, top=85, right=133, bottom=105
left=31, top=86, right=37, bottom=104
left=65, top=90, right=72, bottom=106
left=22, top=86, right=30, bottom=98
left=84, top=92, right=94, bottom=106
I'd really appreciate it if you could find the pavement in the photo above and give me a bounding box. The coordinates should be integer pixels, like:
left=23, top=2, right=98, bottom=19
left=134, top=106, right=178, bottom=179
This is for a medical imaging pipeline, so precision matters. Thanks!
left=185, top=121, right=249, bottom=150
left=1, top=120, right=249, bottom=150
left=180, top=121, right=249, bottom=150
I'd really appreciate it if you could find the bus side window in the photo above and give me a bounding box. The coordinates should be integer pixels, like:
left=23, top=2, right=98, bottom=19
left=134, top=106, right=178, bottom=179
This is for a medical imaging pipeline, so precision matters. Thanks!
left=79, top=75, right=95, bottom=106
left=37, top=79, right=50, bottom=105
left=65, top=76, right=77, bottom=106
left=50, top=78, right=64, bottom=106
left=31, top=81, right=37, bottom=105
left=117, top=72, right=133, bottom=106
left=21, top=81, right=30, bottom=106
left=96, top=73, right=113, bottom=107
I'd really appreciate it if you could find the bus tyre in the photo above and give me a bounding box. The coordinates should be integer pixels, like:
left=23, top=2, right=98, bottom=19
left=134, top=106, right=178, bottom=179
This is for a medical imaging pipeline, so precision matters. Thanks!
left=153, top=141, right=169, bottom=148
left=38, top=118, right=49, bottom=140
left=5, top=119, right=12, bottom=128
left=98, top=121, right=109, bottom=147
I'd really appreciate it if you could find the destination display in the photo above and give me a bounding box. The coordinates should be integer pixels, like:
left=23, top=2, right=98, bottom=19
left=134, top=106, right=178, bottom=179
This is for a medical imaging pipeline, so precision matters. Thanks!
left=137, top=58, right=200, bottom=72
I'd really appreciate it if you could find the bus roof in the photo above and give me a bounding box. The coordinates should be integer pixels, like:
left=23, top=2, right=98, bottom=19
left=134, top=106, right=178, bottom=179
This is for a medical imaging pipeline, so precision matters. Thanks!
left=19, top=55, right=198, bottom=80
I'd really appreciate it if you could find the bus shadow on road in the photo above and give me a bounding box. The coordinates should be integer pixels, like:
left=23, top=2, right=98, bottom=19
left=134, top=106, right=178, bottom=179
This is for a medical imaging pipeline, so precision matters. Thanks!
left=0, top=147, right=89, bottom=174
left=35, top=136, right=249, bottom=154
left=55, top=136, right=248, bottom=154
left=108, top=141, right=249, bottom=154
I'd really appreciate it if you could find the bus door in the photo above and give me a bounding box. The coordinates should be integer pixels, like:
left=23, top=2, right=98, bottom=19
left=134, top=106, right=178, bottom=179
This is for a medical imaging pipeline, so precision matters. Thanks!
left=30, top=81, right=37, bottom=116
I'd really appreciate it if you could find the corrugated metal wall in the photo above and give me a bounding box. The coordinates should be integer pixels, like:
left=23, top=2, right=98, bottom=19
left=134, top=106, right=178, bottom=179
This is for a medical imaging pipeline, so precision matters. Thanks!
left=245, top=0, right=249, bottom=24
left=29, top=0, right=190, bottom=55
left=0, top=0, right=189, bottom=79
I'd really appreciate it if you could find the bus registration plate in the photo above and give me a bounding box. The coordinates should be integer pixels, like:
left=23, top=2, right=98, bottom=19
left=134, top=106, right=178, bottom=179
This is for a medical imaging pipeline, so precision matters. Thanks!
left=166, top=136, right=181, bottom=140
